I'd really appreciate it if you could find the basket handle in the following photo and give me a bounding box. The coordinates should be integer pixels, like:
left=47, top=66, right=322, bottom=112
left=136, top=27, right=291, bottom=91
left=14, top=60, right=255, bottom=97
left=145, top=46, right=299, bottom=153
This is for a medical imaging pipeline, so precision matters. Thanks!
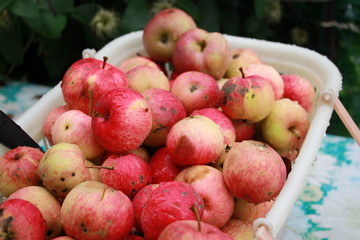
left=334, top=97, right=360, bottom=146
left=255, top=225, right=274, bottom=240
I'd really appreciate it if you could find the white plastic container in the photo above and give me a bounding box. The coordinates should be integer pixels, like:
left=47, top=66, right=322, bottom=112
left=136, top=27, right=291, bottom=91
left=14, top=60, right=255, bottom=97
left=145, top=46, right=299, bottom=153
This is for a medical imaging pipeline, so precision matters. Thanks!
left=0, top=31, right=342, bottom=239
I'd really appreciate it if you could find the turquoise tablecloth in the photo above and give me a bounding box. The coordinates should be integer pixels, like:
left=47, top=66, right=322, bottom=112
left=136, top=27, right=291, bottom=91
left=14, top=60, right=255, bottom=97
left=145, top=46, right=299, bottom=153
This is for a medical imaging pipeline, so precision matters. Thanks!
left=1, top=81, right=359, bottom=240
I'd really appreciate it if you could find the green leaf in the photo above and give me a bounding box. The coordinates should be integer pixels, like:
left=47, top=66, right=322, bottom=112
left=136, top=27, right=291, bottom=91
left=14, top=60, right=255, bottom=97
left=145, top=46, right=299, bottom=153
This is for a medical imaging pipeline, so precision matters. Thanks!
left=23, top=12, right=67, bottom=39
left=0, top=0, right=12, bottom=11
left=121, top=0, right=151, bottom=32
left=254, top=0, right=267, bottom=19
left=51, top=0, right=74, bottom=13
left=0, top=28, right=23, bottom=65
left=69, top=3, right=99, bottom=25
left=8, top=0, right=39, bottom=18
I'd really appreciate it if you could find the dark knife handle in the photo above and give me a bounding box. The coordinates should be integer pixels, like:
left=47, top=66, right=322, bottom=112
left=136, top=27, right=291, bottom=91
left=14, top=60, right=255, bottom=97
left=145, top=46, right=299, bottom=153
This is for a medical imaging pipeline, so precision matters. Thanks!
left=0, top=110, right=44, bottom=152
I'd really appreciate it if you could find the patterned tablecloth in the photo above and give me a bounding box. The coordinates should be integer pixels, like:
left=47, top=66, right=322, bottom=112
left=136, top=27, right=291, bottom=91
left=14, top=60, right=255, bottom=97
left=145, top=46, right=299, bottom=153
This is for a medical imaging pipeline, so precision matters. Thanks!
left=1, top=81, right=359, bottom=240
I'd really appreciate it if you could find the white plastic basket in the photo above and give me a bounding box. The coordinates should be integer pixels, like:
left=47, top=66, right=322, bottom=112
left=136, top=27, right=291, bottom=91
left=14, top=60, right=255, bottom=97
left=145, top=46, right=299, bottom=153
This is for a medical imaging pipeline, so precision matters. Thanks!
left=0, top=30, right=342, bottom=239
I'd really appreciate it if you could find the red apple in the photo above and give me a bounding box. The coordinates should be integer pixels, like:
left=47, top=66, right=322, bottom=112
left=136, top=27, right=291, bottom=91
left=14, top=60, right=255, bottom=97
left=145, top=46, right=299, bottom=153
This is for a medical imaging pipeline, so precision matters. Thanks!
left=126, top=65, right=170, bottom=93
left=232, top=197, right=274, bottom=224
left=0, top=146, right=43, bottom=197
left=51, top=237, right=76, bottom=240
left=51, top=109, right=106, bottom=160
left=219, top=74, right=275, bottom=122
left=0, top=198, right=47, bottom=240
left=141, top=181, right=204, bottom=240
left=232, top=119, right=256, bottom=142
left=223, top=140, right=287, bottom=204
left=281, top=73, right=316, bottom=113
left=92, top=87, right=152, bottom=153
left=191, top=107, right=236, bottom=145
left=172, top=28, right=231, bottom=79
left=243, top=63, right=284, bottom=100
left=61, top=57, right=127, bottom=115
left=42, top=104, right=68, bottom=146
left=260, top=98, right=310, bottom=157
left=125, top=235, right=146, bottom=240
left=8, top=186, right=63, bottom=239
left=175, top=165, right=234, bottom=228
left=148, top=146, right=184, bottom=184
left=132, top=183, right=159, bottom=234
left=141, top=88, right=186, bottom=148
left=171, top=71, right=221, bottom=115
left=143, top=8, right=197, bottom=63
left=99, top=152, right=152, bottom=199
left=220, top=218, right=254, bottom=240
left=225, top=48, right=263, bottom=78
left=158, top=219, right=233, bottom=240
left=61, top=181, right=134, bottom=240
left=166, top=115, right=224, bottom=166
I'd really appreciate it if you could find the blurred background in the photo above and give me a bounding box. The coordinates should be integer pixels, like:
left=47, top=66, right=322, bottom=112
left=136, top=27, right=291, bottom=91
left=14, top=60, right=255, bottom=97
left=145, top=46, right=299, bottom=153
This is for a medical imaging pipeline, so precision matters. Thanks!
left=0, top=0, right=359, bottom=137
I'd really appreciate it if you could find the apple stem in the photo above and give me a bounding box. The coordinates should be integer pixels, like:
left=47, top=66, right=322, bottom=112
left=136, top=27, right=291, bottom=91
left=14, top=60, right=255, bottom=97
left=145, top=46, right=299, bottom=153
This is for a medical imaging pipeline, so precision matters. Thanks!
left=102, top=56, right=108, bottom=69
left=190, top=204, right=201, bottom=232
left=289, top=127, right=301, bottom=139
left=86, top=165, right=114, bottom=170
left=239, top=67, right=245, bottom=78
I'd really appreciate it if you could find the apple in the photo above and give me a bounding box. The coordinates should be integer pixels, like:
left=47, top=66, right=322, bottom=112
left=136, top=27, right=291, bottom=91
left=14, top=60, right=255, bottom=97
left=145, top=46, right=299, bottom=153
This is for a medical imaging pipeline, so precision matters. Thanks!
left=172, top=28, right=231, bottom=79
left=171, top=71, right=221, bottom=115
left=175, top=165, right=234, bottom=228
left=242, top=63, right=284, bottom=100
left=118, top=55, right=162, bottom=73
left=148, top=146, right=184, bottom=184
left=219, top=74, right=275, bottom=122
left=190, top=107, right=236, bottom=145
left=61, top=181, right=134, bottom=240
left=217, top=78, right=229, bottom=90
left=281, top=73, right=316, bottom=113
left=141, top=88, right=186, bottom=148
left=61, top=57, right=127, bottom=115
left=132, top=183, right=159, bottom=234
left=99, top=152, right=152, bottom=199
left=92, top=87, right=153, bottom=153
left=42, top=104, right=68, bottom=146
left=232, top=197, right=274, bottom=224
left=85, top=160, right=101, bottom=181
left=125, top=235, right=146, bottom=240
left=37, top=142, right=92, bottom=198
left=0, top=198, right=47, bottom=240
left=166, top=115, right=224, bottom=166
left=220, top=218, right=254, bottom=240
left=0, top=146, right=43, bottom=197
left=143, top=8, right=197, bottom=63
left=260, top=98, right=310, bottom=157
left=158, top=219, right=233, bottom=240
left=51, top=237, right=76, bottom=240
left=51, top=109, right=106, bottom=161
left=225, top=48, right=263, bottom=78
left=232, top=119, right=256, bottom=142
left=223, top=140, right=287, bottom=204
left=8, top=185, right=63, bottom=239
left=129, top=146, right=150, bottom=162
left=141, top=181, right=205, bottom=240
left=126, top=65, right=170, bottom=93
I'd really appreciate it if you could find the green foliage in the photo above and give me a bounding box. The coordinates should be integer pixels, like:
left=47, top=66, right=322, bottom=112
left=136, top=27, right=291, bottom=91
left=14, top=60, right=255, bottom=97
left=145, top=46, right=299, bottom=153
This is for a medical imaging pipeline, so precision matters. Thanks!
left=0, top=0, right=358, bottom=137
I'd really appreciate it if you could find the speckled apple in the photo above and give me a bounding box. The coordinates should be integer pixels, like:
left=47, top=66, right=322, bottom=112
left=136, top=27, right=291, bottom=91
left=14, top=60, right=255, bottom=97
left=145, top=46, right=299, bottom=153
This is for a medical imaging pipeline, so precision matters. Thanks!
left=0, top=198, right=47, bottom=240
left=223, top=140, right=287, bottom=204
left=220, top=75, right=275, bottom=122
left=92, top=87, right=152, bottom=153
left=0, top=146, right=43, bottom=197
left=225, top=48, right=263, bottom=78
left=166, top=115, right=225, bottom=166
left=61, top=181, right=134, bottom=240
left=141, top=88, right=186, bottom=148
left=141, top=181, right=204, bottom=240
left=99, top=153, right=152, bottom=199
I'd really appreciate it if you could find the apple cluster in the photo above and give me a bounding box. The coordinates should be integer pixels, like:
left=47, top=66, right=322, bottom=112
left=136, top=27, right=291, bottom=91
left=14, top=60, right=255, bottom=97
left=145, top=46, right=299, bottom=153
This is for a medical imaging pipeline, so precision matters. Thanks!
left=0, top=8, right=316, bottom=240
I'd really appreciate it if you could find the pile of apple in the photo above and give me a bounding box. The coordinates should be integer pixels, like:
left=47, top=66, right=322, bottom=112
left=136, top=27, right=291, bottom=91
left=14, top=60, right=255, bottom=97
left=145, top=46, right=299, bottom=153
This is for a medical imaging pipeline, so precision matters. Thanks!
left=0, top=8, right=316, bottom=240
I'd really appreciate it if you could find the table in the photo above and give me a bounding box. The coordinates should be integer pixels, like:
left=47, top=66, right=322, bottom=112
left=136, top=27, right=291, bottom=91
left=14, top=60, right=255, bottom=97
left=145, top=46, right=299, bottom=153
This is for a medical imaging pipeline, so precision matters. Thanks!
left=1, top=81, right=359, bottom=240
